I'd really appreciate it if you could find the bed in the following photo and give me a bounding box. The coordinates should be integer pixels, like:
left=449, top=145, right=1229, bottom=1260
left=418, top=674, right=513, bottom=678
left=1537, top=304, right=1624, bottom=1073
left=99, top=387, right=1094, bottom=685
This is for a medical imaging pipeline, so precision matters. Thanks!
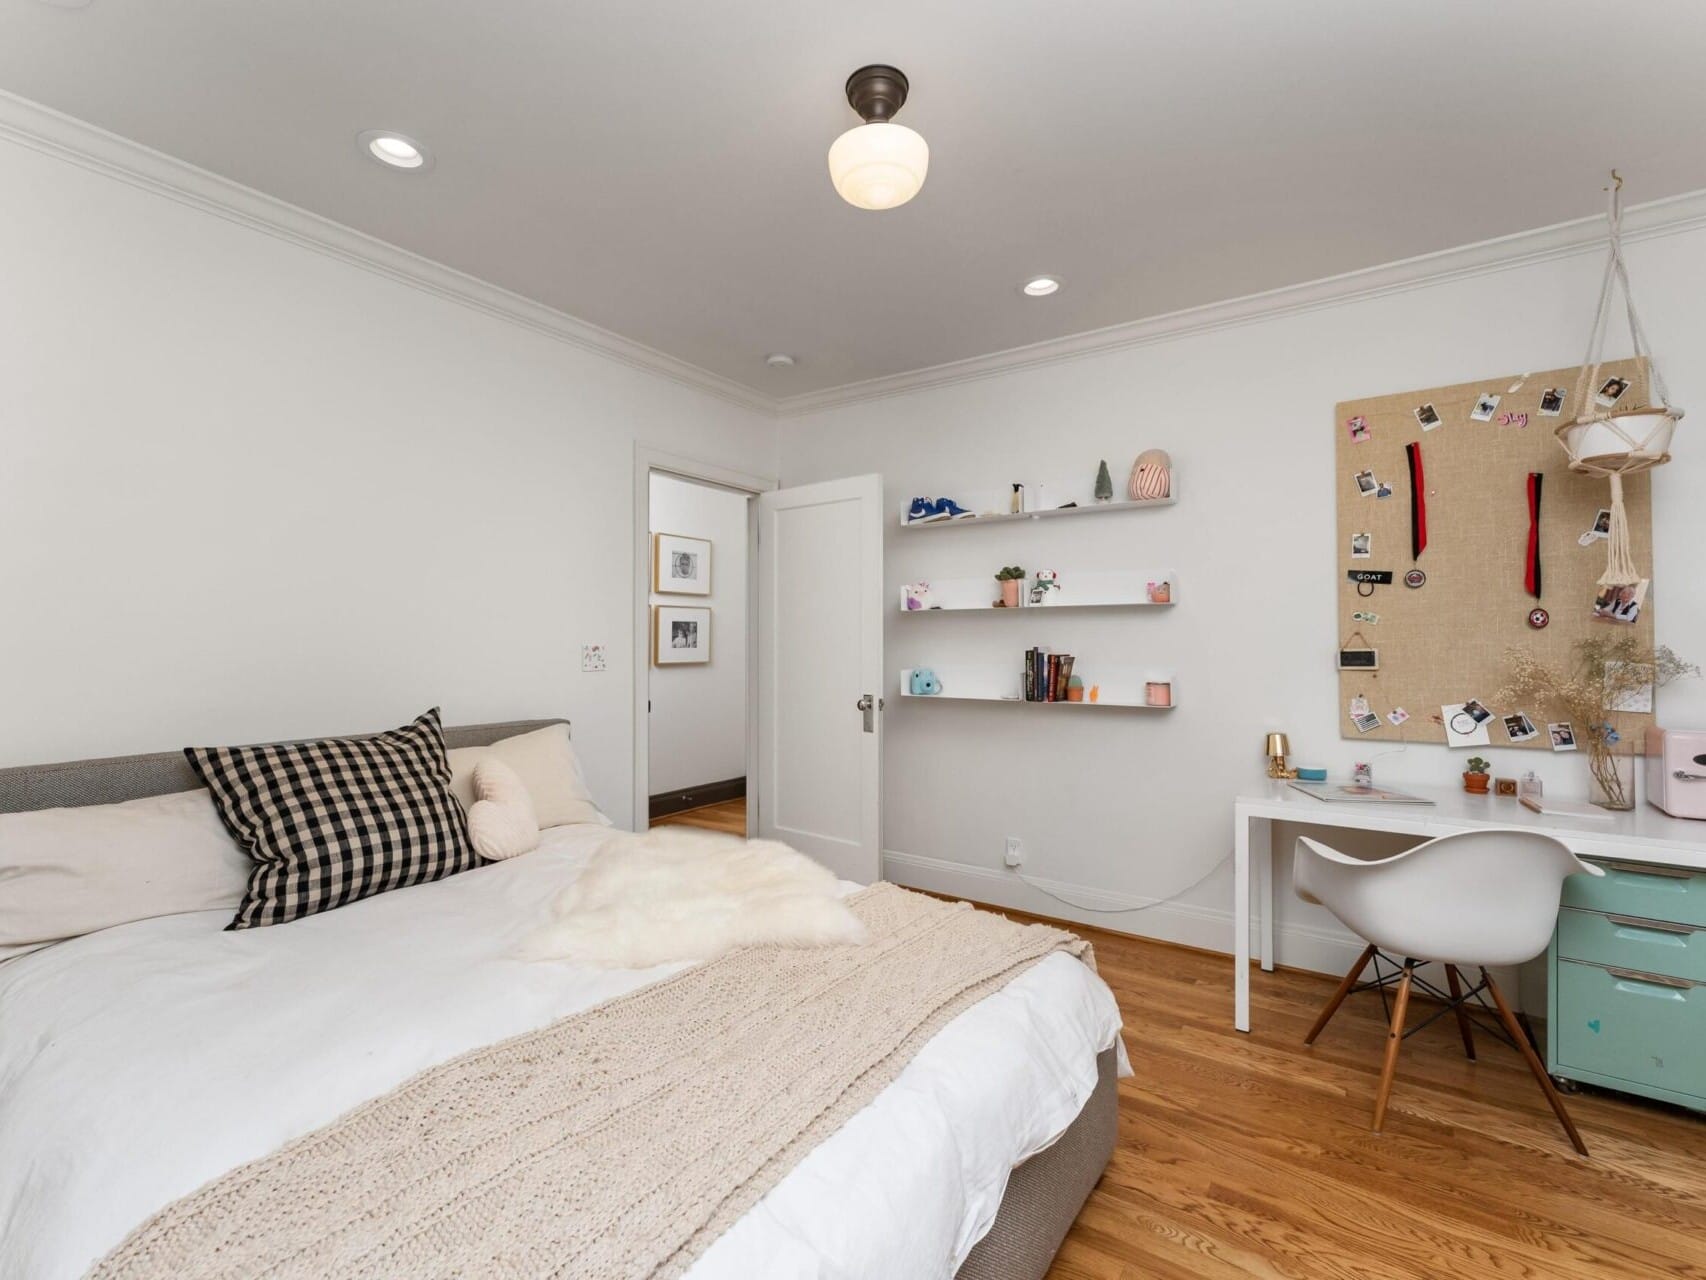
left=0, top=719, right=1123, bottom=1280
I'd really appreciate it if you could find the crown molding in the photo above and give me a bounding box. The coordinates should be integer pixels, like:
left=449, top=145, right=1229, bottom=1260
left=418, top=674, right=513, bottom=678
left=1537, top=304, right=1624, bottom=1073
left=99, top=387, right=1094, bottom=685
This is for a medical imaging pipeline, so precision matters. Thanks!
left=8, top=89, right=1706, bottom=423
left=0, top=90, right=779, bottom=416
left=777, top=187, right=1706, bottom=417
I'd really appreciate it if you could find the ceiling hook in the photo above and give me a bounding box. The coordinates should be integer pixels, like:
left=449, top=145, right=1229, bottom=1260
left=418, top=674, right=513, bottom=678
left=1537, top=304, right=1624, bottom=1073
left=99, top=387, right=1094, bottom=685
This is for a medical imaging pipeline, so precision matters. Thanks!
left=1608, top=169, right=1624, bottom=191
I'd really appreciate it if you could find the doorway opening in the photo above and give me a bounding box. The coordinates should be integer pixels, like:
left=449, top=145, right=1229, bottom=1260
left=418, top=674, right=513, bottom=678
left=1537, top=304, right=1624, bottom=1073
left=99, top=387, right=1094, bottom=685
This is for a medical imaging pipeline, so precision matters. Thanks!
left=632, top=448, right=772, bottom=835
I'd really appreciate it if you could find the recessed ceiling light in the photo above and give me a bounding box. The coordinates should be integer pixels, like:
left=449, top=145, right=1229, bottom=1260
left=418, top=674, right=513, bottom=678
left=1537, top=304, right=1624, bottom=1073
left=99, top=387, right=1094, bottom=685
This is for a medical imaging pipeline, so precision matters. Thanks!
left=765, top=354, right=797, bottom=369
left=1021, top=276, right=1062, bottom=298
left=358, top=130, right=432, bottom=171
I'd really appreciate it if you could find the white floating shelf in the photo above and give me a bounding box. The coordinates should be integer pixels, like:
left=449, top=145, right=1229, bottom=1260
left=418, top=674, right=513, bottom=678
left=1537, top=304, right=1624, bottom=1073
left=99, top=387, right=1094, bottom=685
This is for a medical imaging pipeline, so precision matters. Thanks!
left=898, top=494, right=1176, bottom=529
left=898, top=666, right=1177, bottom=710
left=901, top=569, right=1176, bottom=613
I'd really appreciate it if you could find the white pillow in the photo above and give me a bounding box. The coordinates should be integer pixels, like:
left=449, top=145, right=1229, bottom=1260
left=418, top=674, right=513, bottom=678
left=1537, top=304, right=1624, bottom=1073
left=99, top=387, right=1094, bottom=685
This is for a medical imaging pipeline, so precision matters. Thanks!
left=0, top=789, right=250, bottom=963
left=447, top=724, right=609, bottom=829
left=467, top=759, right=541, bottom=861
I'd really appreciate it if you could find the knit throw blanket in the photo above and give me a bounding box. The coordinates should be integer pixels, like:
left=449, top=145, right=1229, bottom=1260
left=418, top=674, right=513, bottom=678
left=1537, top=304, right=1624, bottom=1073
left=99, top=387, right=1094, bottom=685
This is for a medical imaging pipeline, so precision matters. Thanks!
left=88, top=884, right=1091, bottom=1280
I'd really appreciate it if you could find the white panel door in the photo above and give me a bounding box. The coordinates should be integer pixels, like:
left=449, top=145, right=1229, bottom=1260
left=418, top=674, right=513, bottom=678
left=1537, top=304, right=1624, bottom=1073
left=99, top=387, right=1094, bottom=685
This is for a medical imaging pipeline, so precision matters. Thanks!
left=755, top=474, right=883, bottom=882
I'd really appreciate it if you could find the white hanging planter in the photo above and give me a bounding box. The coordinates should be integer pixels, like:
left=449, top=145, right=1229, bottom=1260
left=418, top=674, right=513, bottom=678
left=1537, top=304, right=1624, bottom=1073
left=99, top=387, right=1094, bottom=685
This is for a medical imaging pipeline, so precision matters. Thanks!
left=1556, top=406, right=1679, bottom=477
left=1554, top=175, right=1683, bottom=586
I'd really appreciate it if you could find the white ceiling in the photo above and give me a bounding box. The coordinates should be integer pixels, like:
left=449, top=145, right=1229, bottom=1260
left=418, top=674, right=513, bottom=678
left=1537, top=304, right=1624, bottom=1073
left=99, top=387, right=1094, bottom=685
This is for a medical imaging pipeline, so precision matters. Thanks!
left=6, top=0, right=1706, bottom=396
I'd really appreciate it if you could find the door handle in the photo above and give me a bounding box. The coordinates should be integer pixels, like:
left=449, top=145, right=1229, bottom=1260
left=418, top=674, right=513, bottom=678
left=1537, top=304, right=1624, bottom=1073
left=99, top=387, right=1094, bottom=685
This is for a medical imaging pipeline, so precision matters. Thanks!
left=856, top=693, right=878, bottom=733
left=1673, top=770, right=1706, bottom=782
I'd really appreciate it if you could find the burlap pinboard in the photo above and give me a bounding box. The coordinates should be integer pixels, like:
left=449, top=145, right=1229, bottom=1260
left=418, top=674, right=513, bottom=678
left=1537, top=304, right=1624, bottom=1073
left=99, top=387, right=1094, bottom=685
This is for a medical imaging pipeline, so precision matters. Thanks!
left=1334, top=357, right=1654, bottom=751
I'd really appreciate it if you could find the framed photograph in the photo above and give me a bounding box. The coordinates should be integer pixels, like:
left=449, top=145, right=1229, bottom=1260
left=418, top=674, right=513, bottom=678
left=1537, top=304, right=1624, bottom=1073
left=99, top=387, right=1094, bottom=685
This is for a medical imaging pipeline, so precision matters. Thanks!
left=653, top=533, right=711, bottom=596
left=654, top=606, right=711, bottom=665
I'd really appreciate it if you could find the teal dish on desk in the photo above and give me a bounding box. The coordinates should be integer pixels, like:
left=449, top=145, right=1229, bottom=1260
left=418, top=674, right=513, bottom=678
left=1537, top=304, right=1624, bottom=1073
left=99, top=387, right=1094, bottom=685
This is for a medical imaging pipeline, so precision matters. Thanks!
left=1294, top=766, right=1328, bottom=782
left=1548, top=860, right=1706, bottom=1113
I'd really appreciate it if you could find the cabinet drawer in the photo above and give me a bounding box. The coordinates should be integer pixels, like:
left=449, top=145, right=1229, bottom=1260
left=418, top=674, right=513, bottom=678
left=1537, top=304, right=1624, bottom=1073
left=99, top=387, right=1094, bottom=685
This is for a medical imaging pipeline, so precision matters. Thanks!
left=1563, top=861, right=1706, bottom=929
left=1556, top=959, right=1706, bottom=1099
left=1557, top=908, right=1706, bottom=983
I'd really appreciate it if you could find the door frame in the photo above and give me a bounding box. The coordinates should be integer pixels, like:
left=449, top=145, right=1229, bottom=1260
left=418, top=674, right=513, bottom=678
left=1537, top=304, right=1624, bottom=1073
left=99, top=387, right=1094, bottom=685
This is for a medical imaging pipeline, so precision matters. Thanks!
left=632, top=444, right=776, bottom=833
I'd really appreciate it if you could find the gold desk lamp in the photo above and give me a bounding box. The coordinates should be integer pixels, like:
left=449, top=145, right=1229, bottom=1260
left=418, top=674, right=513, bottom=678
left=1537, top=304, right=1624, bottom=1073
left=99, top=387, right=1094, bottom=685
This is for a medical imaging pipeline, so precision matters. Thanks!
left=1265, top=732, right=1298, bottom=779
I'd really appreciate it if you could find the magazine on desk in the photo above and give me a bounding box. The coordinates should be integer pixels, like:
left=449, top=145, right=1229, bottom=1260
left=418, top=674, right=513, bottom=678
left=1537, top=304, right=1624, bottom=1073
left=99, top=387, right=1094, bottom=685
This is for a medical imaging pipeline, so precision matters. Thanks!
left=1286, top=781, right=1436, bottom=806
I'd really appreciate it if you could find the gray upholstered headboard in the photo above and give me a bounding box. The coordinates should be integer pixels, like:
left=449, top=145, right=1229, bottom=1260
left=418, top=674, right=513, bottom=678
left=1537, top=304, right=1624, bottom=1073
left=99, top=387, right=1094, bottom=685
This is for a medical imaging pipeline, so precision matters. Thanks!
left=0, top=719, right=569, bottom=814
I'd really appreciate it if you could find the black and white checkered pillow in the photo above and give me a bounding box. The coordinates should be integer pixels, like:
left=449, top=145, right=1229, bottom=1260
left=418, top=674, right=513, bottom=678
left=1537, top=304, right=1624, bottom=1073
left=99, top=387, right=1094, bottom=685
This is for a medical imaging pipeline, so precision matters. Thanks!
left=185, top=708, right=479, bottom=930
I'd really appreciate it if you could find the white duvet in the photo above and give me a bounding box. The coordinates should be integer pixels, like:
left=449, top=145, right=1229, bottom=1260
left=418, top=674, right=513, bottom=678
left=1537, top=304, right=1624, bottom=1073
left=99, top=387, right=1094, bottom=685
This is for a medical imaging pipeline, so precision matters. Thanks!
left=0, top=824, right=1126, bottom=1280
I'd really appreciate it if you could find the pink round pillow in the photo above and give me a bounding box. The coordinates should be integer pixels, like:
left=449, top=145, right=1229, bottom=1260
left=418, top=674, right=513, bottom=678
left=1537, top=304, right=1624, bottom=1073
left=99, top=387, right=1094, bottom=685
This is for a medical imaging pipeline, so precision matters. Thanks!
left=1128, top=449, right=1172, bottom=500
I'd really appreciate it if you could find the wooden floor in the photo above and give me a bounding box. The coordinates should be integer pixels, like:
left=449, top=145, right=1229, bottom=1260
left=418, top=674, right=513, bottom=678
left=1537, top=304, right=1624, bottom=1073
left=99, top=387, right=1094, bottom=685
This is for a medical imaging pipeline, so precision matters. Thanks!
left=650, top=797, right=746, bottom=836
left=1019, top=909, right=1706, bottom=1280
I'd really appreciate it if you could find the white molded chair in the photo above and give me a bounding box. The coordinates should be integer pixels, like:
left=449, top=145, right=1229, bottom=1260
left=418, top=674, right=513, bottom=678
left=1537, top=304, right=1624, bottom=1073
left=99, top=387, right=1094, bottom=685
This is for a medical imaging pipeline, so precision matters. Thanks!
left=1294, top=828, right=1604, bottom=1154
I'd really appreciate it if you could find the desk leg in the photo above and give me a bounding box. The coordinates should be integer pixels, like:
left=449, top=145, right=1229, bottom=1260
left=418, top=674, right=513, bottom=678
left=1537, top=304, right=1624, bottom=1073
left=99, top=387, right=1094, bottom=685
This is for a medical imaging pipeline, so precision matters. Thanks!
left=1255, top=818, right=1275, bottom=973
left=1235, top=810, right=1251, bottom=1033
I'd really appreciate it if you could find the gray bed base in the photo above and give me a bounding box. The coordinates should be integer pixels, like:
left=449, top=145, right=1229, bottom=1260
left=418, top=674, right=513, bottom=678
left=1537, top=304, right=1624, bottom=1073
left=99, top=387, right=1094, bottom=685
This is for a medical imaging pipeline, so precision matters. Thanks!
left=0, top=717, right=1117, bottom=1279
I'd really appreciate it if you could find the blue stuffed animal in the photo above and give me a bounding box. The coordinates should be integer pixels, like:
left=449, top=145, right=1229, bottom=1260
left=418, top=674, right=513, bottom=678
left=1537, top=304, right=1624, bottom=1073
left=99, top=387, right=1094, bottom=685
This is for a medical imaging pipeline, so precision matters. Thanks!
left=909, top=668, right=942, bottom=695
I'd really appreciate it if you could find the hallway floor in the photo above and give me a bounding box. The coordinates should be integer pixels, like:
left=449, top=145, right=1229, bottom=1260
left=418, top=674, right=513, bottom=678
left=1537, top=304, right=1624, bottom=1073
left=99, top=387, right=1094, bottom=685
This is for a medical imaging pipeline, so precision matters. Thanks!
left=651, top=797, right=746, bottom=836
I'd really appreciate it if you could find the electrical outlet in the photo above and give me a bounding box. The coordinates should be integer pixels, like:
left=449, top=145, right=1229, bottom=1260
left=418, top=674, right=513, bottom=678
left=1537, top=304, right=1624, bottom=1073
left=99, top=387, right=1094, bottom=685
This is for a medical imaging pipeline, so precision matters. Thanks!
left=580, top=644, right=607, bottom=673
left=1004, top=837, right=1023, bottom=868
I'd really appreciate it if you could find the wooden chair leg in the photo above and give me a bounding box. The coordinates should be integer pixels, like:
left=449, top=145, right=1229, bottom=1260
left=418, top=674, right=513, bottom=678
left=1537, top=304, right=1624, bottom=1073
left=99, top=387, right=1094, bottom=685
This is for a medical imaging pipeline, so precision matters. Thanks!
left=1371, top=960, right=1415, bottom=1133
left=1445, top=965, right=1477, bottom=1061
left=1482, top=969, right=1589, bottom=1157
left=1304, top=943, right=1378, bottom=1045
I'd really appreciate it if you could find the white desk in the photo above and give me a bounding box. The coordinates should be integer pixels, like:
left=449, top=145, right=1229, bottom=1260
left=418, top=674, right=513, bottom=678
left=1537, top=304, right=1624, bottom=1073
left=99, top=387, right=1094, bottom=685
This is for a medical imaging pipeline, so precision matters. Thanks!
left=1233, top=780, right=1706, bottom=1032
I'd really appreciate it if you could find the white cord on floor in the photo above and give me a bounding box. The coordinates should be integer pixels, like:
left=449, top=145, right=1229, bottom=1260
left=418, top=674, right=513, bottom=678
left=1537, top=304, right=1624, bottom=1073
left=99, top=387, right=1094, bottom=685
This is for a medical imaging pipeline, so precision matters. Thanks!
left=1014, top=851, right=1233, bottom=916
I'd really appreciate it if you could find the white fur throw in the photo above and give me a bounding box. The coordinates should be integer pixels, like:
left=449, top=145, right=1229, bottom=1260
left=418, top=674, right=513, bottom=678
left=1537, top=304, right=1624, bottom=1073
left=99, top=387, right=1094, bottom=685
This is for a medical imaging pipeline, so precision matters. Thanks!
left=467, top=758, right=541, bottom=861
left=522, top=827, right=867, bottom=968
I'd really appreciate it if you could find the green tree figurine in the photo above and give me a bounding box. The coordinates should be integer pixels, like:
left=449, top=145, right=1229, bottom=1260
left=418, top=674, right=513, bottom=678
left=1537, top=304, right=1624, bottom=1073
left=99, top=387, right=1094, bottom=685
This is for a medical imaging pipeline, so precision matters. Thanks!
left=1094, top=459, right=1113, bottom=503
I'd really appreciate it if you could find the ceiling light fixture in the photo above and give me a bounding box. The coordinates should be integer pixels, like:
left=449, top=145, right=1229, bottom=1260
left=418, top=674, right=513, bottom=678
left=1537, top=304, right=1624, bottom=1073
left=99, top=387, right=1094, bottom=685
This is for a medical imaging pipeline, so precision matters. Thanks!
left=765, top=354, right=797, bottom=369
left=1021, top=276, right=1062, bottom=298
left=827, top=65, right=928, bottom=211
left=358, top=130, right=432, bottom=171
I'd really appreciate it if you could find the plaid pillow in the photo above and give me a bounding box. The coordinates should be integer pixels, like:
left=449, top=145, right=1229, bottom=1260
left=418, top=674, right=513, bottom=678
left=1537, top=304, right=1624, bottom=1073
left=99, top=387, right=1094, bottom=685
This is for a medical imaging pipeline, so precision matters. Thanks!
left=185, top=708, right=479, bottom=930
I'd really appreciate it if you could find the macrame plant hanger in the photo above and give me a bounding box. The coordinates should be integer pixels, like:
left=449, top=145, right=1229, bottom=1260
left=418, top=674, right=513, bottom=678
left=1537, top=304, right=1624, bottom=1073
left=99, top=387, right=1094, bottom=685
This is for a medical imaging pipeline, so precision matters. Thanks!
left=1557, top=172, right=1684, bottom=587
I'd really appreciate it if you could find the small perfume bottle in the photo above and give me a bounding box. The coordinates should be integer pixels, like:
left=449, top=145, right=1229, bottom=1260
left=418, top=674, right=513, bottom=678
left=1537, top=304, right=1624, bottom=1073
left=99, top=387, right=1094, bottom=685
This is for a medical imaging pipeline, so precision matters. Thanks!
left=1352, top=762, right=1373, bottom=786
left=1519, top=771, right=1544, bottom=800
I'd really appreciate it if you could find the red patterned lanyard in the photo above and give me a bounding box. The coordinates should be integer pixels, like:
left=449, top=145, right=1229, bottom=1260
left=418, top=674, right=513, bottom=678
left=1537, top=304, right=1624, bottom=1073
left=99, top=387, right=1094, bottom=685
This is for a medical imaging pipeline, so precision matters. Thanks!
left=1405, top=442, right=1427, bottom=561
left=1525, top=471, right=1543, bottom=598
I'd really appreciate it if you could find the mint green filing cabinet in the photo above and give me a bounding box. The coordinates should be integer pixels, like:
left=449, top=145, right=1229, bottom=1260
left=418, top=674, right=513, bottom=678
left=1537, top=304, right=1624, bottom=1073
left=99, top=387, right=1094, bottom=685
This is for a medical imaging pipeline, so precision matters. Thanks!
left=1548, top=859, right=1706, bottom=1112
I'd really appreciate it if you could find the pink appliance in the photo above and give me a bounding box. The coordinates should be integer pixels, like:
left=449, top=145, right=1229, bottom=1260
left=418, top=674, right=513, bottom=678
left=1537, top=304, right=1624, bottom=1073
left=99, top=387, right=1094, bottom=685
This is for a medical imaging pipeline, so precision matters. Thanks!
left=1645, top=728, right=1706, bottom=820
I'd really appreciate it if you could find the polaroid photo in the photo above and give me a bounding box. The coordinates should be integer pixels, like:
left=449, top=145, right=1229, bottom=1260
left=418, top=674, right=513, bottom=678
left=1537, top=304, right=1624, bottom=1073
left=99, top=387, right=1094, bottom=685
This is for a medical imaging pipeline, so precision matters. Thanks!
left=1346, top=415, right=1371, bottom=443
left=1578, top=508, right=1611, bottom=545
left=1503, top=712, right=1539, bottom=744
left=1353, top=711, right=1381, bottom=734
left=1548, top=722, right=1578, bottom=752
left=1387, top=707, right=1410, bottom=726
left=1539, top=387, right=1566, bottom=417
left=1462, top=698, right=1493, bottom=725
left=1596, top=375, right=1630, bottom=407
left=1442, top=702, right=1492, bottom=749
left=1470, top=393, right=1501, bottom=422
left=1375, top=481, right=1394, bottom=499
left=1414, top=403, right=1442, bottom=431
left=1349, top=695, right=1371, bottom=719
left=1592, top=579, right=1648, bottom=626
left=1350, top=532, right=1371, bottom=559
left=1352, top=609, right=1379, bottom=624
left=1604, top=660, right=1655, bottom=713
left=1354, top=469, right=1378, bottom=497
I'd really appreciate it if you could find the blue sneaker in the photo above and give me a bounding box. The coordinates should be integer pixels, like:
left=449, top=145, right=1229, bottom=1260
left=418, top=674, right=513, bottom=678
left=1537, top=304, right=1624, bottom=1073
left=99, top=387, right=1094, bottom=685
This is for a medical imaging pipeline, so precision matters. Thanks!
left=905, top=497, right=944, bottom=524
left=934, top=497, right=975, bottom=520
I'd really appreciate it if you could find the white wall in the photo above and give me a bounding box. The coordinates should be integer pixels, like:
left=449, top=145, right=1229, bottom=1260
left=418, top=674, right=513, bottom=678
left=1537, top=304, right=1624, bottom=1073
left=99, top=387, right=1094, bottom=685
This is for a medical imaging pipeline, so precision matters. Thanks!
left=647, top=473, right=748, bottom=794
left=780, top=220, right=1706, bottom=975
left=0, top=135, right=777, bottom=828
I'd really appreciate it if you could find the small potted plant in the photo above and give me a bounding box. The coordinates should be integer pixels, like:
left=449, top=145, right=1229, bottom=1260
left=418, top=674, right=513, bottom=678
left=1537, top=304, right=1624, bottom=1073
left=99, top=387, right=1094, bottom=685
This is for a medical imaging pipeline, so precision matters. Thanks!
left=1462, top=757, right=1491, bottom=794
left=994, top=565, right=1025, bottom=608
left=1066, top=674, right=1085, bottom=702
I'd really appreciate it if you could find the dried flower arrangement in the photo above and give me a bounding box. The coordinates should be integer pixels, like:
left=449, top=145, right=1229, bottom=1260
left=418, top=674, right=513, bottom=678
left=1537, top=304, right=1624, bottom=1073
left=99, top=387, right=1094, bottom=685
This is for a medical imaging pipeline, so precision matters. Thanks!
left=1497, top=637, right=1697, bottom=809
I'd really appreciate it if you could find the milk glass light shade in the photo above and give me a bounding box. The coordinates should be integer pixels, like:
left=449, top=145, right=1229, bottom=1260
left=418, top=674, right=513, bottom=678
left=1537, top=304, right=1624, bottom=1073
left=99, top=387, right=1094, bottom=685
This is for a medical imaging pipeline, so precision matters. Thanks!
left=827, top=122, right=929, bottom=210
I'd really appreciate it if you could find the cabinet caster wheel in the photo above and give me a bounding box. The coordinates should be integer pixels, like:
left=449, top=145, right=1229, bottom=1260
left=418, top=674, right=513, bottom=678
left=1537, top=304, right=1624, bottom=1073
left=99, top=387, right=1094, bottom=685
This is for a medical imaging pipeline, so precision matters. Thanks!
left=1551, top=1074, right=1579, bottom=1094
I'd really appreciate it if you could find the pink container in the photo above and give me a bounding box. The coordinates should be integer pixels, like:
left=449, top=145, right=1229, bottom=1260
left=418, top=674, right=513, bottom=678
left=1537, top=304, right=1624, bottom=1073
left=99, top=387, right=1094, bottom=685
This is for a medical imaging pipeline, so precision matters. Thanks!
left=1645, top=728, right=1706, bottom=820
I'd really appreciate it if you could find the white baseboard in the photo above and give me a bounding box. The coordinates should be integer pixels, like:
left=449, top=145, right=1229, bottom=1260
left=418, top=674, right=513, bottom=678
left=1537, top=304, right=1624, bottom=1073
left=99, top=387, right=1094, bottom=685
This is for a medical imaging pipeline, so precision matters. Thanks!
left=881, top=849, right=1367, bottom=978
